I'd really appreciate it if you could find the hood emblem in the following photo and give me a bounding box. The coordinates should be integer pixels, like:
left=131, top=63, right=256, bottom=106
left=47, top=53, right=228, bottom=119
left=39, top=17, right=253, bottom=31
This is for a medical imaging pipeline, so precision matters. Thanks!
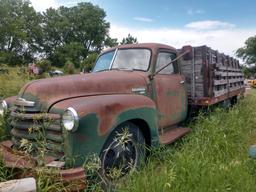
left=132, top=87, right=146, bottom=95
left=15, top=97, right=35, bottom=107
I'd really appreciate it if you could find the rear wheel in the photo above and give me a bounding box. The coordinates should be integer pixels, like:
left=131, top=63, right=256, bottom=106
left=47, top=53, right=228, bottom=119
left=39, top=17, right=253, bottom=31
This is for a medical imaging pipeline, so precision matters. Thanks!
left=221, top=98, right=231, bottom=109
left=231, top=96, right=238, bottom=106
left=100, top=122, right=145, bottom=183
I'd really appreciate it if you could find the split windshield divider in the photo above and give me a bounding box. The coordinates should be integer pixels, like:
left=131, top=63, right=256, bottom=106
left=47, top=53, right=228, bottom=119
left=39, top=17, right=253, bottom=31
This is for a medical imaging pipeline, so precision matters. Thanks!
left=109, top=48, right=118, bottom=70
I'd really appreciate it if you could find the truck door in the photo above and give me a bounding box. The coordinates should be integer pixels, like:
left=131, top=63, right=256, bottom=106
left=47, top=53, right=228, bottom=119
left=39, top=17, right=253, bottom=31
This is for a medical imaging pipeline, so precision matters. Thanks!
left=153, top=51, right=187, bottom=130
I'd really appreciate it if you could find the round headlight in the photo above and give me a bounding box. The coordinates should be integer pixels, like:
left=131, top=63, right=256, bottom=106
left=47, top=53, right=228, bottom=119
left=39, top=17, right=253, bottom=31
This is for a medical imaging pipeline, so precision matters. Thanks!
left=0, top=100, right=8, bottom=116
left=62, top=107, right=79, bottom=132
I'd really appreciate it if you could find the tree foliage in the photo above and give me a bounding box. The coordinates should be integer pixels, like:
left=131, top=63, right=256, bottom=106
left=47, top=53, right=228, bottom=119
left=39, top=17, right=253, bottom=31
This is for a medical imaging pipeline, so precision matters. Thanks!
left=64, top=60, right=75, bottom=74
left=120, top=34, right=138, bottom=45
left=81, top=53, right=98, bottom=72
left=236, top=36, right=256, bottom=65
left=242, top=65, right=256, bottom=78
left=36, top=59, right=51, bottom=73
left=0, top=1, right=117, bottom=68
left=0, top=0, right=42, bottom=65
left=42, top=2, right=113, bottom=67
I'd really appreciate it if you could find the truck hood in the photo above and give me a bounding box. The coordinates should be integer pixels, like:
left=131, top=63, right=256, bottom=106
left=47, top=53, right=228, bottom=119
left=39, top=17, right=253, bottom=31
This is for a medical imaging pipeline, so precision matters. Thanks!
left=18, top=71, right=148, bottom=111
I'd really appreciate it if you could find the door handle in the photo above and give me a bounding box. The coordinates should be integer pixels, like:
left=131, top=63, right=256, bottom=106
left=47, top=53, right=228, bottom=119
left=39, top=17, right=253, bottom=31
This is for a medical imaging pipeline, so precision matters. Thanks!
left=180, top=80, right=185, bottom=84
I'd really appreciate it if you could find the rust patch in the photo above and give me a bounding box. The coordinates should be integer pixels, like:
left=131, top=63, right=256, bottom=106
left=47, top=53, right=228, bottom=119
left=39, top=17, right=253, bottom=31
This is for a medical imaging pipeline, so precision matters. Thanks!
left=0, top=141, right=36, bottom=169
left=3, top=96, right=17, bottom=105
left=195, top=88, right=245, bottom=106
left=20, top=71, right=148, bottom=111
left=59, top=168, right=86, bottom=191
left=53, top=94, right=156, bottom=136
left=0, top=140, right=86, bottom=191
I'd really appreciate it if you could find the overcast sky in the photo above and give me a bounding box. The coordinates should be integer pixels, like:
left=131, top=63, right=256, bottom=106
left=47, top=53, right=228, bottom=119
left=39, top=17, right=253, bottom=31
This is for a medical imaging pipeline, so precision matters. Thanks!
left=30, top=0, right=256, bottom=60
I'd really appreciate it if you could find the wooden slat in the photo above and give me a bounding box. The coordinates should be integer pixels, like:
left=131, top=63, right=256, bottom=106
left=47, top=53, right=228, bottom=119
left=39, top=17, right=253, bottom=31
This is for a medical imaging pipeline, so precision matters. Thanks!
left=214, top=79, right=228, bottom=85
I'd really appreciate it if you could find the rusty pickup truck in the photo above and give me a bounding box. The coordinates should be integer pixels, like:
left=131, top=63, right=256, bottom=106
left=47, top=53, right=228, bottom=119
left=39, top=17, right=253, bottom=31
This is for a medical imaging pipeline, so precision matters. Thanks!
left=0, top=43, right=244, bottom=189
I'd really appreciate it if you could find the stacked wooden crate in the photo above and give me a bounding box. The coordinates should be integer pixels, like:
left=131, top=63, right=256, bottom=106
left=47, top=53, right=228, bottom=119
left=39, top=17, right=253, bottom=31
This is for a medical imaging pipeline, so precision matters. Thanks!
left=180, top=45, right=244, bottom=105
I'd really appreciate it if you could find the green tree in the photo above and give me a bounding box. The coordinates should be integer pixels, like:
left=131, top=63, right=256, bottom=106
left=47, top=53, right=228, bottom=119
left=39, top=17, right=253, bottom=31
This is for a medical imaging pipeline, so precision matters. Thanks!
left=236, top=36, right=256, bottom=65
left=242, top=65, right=256, bottom=78
left=53, top=42, right=85, bottom=68
left=0, top=0, right=42, bottom=65
left=64, top=60, right=75, bottom=74
left=120, top=34, right=138, bottom=45
left=42, top=2, right=113, bottom=67
left=105, top=36, right=118, bottom=47
left=81, top=53, right=98, bottom=72
left=36, top=59, right=51, bottom=73
left=41, top=7, right=71, bottom=61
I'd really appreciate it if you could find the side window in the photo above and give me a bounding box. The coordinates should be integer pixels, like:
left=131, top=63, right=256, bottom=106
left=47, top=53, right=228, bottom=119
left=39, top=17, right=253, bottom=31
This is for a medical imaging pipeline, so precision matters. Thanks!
left=156, top=52, right=177, bottom=74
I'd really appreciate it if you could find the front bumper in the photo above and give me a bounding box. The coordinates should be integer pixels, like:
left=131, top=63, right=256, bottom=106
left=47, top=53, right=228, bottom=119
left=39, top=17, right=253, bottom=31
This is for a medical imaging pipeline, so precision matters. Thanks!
left=0, top=140, right=86, bottom=191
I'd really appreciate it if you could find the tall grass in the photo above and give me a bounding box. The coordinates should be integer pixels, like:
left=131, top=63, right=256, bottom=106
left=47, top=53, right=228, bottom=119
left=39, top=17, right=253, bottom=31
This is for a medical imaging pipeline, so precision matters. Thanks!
left=0, top=67, right=29, bottom=99
left=119, top=90, right=256, bottom=192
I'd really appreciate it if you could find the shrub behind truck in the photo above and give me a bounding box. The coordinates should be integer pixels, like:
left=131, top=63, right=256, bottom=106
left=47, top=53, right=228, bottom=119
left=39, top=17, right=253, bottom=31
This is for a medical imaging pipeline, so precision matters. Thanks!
left=0, top=43, right=244, bottom=189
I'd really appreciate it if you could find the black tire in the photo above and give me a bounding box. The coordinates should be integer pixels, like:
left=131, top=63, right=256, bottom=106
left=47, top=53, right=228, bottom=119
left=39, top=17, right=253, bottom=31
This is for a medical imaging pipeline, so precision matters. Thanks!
left=221, top=99, right=231, bottom=109
left=100, top=122, right=145, bottom=183
left=231, top=96, right=238, bottom=106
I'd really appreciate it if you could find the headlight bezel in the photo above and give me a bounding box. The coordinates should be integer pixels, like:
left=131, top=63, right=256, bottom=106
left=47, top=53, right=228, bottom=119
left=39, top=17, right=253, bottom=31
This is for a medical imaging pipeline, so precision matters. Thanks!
left=62, top=107, right=79, bottom=132
left=0, top=100, right=8, bottom=116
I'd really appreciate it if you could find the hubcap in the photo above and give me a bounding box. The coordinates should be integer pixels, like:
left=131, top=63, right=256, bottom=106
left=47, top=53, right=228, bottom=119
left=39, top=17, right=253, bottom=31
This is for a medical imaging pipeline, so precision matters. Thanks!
left=102, top=139, right=137, bottom=180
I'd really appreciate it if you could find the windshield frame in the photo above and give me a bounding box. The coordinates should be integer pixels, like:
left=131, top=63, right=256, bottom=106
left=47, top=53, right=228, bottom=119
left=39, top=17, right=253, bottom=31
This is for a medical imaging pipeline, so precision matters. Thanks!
left=93, top=47, right=152, bottom=72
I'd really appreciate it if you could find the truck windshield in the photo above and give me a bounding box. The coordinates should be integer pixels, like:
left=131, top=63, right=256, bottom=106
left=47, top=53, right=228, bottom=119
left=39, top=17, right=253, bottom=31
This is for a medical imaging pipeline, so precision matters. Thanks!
left=93, top=49, right=151, bottom=72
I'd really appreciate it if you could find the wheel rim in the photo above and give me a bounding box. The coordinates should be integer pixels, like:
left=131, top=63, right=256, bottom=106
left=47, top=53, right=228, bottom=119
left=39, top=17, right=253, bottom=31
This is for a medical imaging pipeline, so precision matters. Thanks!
left=102, top=138, right=138, bottom=180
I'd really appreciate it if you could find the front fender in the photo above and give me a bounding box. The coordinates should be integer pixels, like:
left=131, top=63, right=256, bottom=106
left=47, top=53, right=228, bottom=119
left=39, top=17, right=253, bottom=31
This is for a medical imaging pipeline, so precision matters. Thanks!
left=3, top=96, right=17, bottom=107
left=50, top=94, right=158, bottom=166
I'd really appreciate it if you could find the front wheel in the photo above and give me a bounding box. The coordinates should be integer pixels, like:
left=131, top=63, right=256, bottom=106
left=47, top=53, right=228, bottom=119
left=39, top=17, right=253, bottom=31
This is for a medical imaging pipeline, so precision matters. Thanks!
left=100, top=122, right=145, bottom=182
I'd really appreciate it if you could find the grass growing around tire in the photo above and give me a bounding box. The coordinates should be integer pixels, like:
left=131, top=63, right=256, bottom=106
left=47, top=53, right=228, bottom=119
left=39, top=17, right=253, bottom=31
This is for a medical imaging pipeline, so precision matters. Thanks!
left=119, top=90, right=256, bottom=192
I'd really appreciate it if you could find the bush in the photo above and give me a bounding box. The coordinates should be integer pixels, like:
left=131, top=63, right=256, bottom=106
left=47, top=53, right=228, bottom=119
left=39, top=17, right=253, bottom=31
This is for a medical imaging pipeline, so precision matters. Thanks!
left=64, top=60, right=75, bottom=74
left=36, top=59, right=52, bottom=73
left=81, top=53, right=98, bottom=72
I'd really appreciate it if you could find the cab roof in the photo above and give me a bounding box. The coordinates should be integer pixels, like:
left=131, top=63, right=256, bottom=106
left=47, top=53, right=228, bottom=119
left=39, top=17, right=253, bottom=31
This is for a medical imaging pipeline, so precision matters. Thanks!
left=103, top=43, right=177, bottom=53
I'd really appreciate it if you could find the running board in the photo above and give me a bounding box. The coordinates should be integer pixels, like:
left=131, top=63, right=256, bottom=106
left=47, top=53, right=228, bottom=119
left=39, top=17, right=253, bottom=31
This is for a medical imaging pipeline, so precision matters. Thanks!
left=159, top=127, right=192, bottom=145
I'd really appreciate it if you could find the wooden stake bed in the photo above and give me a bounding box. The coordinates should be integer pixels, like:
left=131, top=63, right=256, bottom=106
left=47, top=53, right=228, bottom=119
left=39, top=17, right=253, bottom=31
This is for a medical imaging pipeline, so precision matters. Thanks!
left=180, top=45, right=245, bottom=106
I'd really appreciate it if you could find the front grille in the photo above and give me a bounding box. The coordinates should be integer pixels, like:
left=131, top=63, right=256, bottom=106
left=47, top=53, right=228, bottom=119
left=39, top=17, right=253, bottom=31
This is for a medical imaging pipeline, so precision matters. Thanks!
left=10, top=106, right=64, bottom=158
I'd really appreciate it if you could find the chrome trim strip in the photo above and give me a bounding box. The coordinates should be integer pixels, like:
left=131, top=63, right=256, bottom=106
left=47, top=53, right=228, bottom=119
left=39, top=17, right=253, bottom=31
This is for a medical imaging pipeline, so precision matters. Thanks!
left=132, top=87, right=146, bottom=95
left=15, top=98, right=35, bottom=107
left=2, top=100, right=8, bottom=109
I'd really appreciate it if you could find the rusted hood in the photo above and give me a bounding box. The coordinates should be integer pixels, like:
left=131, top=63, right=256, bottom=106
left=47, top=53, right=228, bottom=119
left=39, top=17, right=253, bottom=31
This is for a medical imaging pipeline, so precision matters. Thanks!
left=18, top=71, right=148, bottom=111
